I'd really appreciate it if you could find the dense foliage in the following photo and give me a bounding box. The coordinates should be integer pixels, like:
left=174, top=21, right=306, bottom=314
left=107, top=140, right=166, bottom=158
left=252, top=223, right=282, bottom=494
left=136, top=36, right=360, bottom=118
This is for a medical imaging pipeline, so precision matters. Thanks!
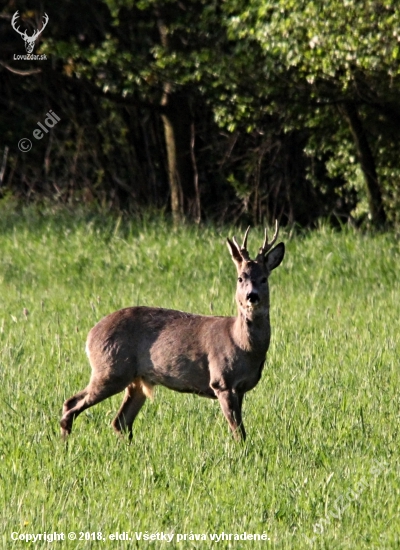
left=1, top=1, right=400, bottom=226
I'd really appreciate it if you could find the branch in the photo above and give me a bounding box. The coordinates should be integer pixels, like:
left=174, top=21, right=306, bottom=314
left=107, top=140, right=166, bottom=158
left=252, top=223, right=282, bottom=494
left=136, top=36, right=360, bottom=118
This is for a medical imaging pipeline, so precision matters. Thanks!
left=0, top=61, right=42, bottom=76
left=55, top=71, right=167, bottom=114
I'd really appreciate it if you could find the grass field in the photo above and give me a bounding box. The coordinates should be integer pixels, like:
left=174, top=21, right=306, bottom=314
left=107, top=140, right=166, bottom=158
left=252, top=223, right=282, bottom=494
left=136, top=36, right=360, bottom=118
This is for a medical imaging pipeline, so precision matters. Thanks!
left=0, top=207, right=399, bottom=549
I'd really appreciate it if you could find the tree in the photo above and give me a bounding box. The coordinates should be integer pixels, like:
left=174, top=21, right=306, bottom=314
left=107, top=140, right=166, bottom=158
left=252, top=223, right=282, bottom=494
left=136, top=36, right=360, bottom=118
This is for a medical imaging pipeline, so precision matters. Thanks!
left=226, top=0, right=400, bottom=226
left=2, top=0, right=400, bottom=227
left=43, top=0, right=213, bottom=221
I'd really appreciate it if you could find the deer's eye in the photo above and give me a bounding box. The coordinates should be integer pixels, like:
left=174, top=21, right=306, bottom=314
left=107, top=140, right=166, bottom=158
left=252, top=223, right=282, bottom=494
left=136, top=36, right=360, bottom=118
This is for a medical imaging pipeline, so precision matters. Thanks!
left=238, top=277, right=243, bottom=283
left=261, top=277, right=267, bottom=284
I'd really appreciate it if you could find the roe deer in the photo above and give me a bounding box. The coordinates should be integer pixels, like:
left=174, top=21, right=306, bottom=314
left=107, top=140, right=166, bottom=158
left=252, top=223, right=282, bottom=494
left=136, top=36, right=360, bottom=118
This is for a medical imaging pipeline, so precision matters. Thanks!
left=60, top=223, right=285, bottom=441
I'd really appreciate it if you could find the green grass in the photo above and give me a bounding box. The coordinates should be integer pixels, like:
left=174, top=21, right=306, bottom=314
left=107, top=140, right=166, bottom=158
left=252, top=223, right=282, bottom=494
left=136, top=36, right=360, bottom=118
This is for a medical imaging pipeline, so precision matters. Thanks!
left=0, top=207, right=399, bottom=549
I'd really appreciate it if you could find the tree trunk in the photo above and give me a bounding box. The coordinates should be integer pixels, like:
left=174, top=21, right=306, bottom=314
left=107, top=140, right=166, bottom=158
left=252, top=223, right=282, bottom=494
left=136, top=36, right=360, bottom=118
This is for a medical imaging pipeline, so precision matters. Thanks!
left=157, top=14, right=200, bottom=223
left=161, top=87, right=200, bottom=223
left=340, top=102, right=386, bottom=227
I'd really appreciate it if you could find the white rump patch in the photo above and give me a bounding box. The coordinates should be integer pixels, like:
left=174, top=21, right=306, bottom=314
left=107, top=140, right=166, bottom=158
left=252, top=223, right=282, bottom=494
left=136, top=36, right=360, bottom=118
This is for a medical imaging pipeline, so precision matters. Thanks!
left=140, top=379, right=155, bottom=401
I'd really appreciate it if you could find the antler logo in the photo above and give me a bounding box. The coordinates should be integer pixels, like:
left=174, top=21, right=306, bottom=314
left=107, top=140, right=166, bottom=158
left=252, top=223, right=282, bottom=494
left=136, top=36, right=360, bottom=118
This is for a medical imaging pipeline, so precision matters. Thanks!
left=11, top=11, right=49, bottom=54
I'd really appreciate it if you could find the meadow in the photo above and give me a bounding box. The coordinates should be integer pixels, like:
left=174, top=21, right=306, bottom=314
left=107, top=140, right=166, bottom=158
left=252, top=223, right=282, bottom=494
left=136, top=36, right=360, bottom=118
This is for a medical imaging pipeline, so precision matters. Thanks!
left=0, top=207, right=399, bottom=549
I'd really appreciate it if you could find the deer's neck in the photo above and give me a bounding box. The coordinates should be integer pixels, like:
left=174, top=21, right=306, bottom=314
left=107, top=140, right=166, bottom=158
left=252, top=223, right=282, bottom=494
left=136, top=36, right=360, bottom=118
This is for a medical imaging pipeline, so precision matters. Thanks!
left=232, top=308, right=271, bottom=355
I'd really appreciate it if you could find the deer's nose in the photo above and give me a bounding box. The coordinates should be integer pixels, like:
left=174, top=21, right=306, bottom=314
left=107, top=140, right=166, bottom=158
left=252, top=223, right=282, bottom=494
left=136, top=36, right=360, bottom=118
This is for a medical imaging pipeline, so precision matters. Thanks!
left=246, top=292, right=259, bottom=304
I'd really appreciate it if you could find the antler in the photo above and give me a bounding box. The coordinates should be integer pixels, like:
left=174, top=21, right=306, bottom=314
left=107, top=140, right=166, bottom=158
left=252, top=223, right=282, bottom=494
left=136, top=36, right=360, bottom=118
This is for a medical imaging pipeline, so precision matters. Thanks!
left=256, top=220, right=279, bottom=260
left=11, top=11, right=49, bottom=40
left=11, top=11, right=27, bottom=38
left=30, top=13, right=49, bottom=41
left=232, top=226, right=251, bottom=262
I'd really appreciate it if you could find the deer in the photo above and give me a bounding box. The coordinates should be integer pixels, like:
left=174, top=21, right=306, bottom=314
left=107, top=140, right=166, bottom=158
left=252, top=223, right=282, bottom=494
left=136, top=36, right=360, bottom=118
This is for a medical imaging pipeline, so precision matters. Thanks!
left=60, top=223, right=285, bottom=442
left=11, top=11, right=49, bottom=54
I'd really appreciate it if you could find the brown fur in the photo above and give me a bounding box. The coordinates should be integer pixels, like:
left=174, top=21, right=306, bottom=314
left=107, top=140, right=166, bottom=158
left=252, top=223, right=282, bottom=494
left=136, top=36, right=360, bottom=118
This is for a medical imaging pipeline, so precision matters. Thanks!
left=60, top=226, right=285, bottom=441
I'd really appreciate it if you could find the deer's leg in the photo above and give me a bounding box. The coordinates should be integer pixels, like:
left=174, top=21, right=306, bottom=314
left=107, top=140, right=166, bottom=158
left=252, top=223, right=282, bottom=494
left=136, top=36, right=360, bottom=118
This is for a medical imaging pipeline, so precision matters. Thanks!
left=237, top=391, right=246, bottom=440
left=60, top=376, right=129, bottom=439
left=214, top=387, right=246, bottom=441
left=60, top=389, right=88, bottom=437
left=112, top=381, right=147, bottom=440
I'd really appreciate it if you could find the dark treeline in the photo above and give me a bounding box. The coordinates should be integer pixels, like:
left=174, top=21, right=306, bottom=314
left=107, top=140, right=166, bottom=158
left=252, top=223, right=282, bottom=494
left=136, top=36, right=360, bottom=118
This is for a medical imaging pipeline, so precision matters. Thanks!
left=1, top=0, right=400, bottom=227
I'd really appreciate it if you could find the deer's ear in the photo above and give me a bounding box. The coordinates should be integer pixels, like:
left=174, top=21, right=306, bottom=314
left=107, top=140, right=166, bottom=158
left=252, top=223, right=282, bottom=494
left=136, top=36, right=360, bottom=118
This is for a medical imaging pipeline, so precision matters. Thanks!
left=227, top=238, right=243, bottom=270
left=266, top=242, right=285, bottom=271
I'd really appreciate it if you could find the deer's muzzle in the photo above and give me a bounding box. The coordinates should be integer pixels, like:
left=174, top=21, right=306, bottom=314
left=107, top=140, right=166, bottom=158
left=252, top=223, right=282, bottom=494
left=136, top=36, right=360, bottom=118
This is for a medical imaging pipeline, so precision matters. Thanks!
left=246, top=292, right=260, bottom=305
